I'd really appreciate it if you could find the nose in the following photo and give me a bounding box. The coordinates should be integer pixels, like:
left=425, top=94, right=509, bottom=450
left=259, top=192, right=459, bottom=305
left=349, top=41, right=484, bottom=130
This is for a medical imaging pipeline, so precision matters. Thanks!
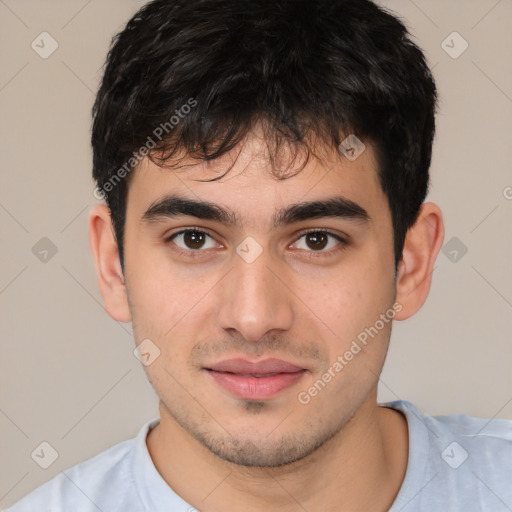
left=216, top=245, right=295, bottom=344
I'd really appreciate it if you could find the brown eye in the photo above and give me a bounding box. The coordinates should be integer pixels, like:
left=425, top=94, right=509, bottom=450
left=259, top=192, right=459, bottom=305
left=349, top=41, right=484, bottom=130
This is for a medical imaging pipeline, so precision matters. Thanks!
left=183, top=230, right=206, bottom=249
left=169, top=229, right=216, bottom=251
left=293, top=231, right=346, bottom=253
left=304, top=232, right=329, bottom=250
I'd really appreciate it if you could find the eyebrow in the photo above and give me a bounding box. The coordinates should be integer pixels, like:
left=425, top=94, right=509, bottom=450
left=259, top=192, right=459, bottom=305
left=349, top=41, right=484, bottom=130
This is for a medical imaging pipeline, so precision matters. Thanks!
left=141, top=194, right=370, bottom=228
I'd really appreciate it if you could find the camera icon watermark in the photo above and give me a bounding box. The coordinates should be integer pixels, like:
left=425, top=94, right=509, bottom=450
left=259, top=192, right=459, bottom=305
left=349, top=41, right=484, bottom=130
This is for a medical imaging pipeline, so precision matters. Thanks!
left=442, top=236, right=468, bottom=263
left=338, top=134, right=366, bottom=161
left=236, top=236, right=263, bottom=264
left=31, top=32, right=59, bottom=59
left=441, top=31, right=468, bottom=59
left=133, top=338, right=161, bottom=366
left=32, top=237, right=58, bottom=263
left=31, top=441, right=59, bottom=469
left=503, top=186, right=512, bottom=200
left=441, top=441, right=468, bottom=469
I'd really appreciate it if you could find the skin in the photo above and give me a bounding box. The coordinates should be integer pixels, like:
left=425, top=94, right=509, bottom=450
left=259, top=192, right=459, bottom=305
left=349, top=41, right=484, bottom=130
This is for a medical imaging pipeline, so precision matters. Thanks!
left=89, top=125, right=444, bottom=511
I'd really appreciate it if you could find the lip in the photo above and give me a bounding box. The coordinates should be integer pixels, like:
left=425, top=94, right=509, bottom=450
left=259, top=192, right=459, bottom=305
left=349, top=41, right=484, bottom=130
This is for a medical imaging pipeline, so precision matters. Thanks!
left=205, top=358, right=307, bottom=400
left=208, top=358, right=304, bottom=374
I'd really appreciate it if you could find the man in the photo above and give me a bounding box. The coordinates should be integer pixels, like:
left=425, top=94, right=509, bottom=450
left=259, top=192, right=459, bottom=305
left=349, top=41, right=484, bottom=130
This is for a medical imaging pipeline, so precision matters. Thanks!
left=5, top=0, right=511, bottom=511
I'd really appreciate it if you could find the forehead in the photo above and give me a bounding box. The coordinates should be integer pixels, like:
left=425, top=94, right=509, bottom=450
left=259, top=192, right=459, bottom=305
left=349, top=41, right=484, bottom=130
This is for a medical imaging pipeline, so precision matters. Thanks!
left=126, top=130, right=388, bottom=230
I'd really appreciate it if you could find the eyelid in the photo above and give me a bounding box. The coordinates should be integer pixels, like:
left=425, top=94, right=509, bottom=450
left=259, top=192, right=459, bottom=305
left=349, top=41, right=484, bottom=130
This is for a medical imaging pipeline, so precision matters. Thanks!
left=165, top=227, right=219, bottom=246
left=296, top=227, right=348, bottom=241
left=165, top=226, right=348, bottom=241
left=165, top=226, right=349, bottom=257
left=164, top=227, right=220, bottom=259
left=290, top=228, right=349, bottom=254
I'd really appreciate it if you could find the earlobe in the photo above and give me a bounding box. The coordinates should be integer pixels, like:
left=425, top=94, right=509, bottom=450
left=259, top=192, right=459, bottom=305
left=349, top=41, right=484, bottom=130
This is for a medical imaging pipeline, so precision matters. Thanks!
left=394, top=202, right=444, bottom=321
left=88, top=204, right=132, bottom=323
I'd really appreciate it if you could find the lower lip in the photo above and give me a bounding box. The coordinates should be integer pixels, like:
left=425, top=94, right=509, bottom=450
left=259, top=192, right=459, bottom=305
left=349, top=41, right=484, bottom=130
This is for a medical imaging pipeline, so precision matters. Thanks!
left=206, top=370, right=306, bottom=400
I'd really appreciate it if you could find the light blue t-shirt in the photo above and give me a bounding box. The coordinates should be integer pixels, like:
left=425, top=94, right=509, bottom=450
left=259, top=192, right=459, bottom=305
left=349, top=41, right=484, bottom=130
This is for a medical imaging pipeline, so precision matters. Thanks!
left=3, top=400, right=512, bottom=511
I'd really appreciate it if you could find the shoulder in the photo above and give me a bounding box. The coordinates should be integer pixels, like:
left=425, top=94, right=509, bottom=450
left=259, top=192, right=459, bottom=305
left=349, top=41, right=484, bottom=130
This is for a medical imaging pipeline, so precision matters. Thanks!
left=385, top=400, right=512, bottom=511
left=393, top=400, right=512, bottom=467
left=424, top=405, right=512, bottom=474
left=3, top=421, right=156, bottom=512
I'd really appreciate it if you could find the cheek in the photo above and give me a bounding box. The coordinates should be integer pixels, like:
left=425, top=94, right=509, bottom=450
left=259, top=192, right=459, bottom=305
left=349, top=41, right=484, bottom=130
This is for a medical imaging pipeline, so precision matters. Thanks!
left=126, top=241, right=189, bottom=321
left=125, top=257, right=213, bottom=366
left=310, top=255, right=395, bottom=347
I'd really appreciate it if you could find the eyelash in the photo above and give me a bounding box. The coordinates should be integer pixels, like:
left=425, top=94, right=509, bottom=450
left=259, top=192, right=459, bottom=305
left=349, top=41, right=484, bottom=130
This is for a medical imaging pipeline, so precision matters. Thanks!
left=297, top=228, right=349, bottom=258
left=164, top=228, right=216, bottom=260
left=164, top=227, right=349, bottom=260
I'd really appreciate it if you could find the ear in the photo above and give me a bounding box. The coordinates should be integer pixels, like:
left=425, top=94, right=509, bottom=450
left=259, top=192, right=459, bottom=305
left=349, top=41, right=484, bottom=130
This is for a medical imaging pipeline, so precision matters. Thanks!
left=394, top=202, right=444, bottom=320
left=88, top=204, right=132, bottom=322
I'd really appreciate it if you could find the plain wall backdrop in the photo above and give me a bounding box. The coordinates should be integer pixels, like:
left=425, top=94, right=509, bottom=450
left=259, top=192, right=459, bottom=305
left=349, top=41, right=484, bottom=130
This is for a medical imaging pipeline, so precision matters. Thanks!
left=1, top=0, right=511, bottom=507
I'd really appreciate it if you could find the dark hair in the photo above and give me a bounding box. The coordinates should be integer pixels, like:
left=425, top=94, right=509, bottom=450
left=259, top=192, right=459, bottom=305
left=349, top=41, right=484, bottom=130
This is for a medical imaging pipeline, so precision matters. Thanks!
left=92, top=0, right=438, bottom=272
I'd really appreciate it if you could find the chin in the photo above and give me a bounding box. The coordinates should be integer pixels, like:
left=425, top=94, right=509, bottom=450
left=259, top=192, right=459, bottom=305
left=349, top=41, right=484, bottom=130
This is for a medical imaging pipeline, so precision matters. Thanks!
left=193, top=426, right=337, bottom=468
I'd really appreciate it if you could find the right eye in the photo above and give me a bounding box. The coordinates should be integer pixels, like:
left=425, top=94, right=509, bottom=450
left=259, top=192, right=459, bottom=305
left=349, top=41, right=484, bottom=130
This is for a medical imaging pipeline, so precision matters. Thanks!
left=166, top=228, right=219, bottom=257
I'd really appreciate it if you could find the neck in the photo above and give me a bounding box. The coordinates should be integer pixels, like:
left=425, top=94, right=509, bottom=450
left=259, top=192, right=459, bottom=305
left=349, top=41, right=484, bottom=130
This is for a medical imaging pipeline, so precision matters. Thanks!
left=146, top=392, right=408, bottom=512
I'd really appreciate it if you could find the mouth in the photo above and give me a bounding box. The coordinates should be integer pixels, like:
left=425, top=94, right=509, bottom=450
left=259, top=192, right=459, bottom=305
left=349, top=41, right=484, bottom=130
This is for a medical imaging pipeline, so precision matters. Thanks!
left=204, top=358, right=308, bottom=400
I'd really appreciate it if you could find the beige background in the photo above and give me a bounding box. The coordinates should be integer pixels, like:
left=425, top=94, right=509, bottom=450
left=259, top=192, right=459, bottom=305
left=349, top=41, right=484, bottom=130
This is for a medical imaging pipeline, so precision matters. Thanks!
left=1, top=0, right=511, bottom=507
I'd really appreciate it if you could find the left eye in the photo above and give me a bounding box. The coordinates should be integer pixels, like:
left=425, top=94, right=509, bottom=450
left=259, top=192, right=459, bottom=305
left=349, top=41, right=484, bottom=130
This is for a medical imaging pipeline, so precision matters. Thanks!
left=169, top=229, right=217, bottom=251
left=292, top=231, right=344, bottom=252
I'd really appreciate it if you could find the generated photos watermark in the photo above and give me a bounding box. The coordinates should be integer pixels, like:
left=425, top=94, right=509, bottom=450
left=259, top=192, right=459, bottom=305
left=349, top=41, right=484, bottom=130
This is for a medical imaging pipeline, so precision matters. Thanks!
left=93, top=97, right=198, bottom=200
left=298, top=301, right=403, bottom=405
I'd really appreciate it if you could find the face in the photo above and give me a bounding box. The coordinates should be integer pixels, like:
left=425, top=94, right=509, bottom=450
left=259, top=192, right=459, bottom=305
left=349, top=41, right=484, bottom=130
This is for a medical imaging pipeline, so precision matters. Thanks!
left=122, top=130, right=398, bottom=467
